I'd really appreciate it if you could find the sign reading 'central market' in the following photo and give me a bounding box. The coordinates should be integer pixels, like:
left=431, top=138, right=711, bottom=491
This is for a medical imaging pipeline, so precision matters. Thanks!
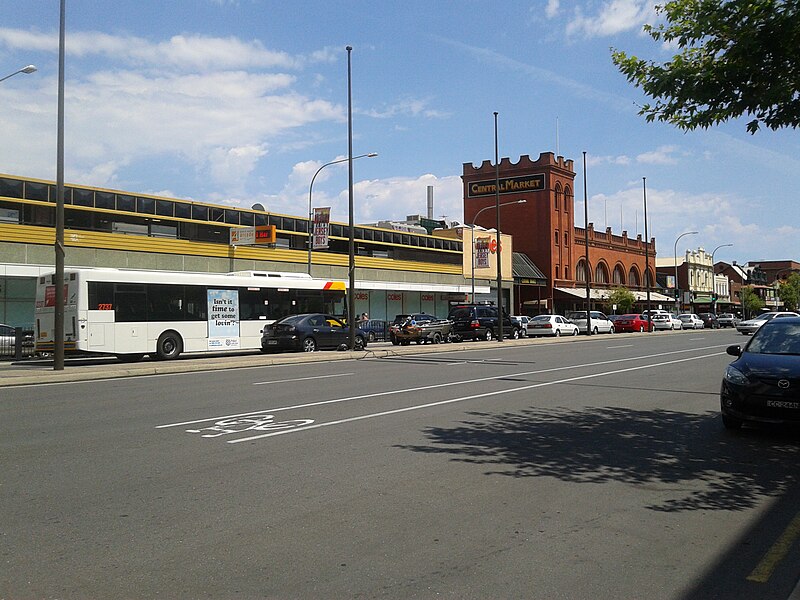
left=467, top=174, right=545, bottom=198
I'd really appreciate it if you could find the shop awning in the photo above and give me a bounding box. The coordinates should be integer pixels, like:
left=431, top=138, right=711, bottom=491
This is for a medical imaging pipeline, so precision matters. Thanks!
left=555, top=287, right=674, bottom=302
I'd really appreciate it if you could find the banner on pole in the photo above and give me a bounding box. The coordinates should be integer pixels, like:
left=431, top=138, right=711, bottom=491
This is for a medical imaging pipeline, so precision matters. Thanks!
left=474, top=237, right=490, bottom=269
left=312, top=207, right=331, bottom=249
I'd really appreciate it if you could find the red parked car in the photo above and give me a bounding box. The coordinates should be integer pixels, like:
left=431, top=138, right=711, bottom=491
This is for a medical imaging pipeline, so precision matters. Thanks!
left=614, top=314, right=654, bottom=333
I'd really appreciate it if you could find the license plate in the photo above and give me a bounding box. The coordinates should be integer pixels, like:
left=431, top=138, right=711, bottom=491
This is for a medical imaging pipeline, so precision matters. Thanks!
left=767, top=400, right=800, bottom=409
left=267, top=340, right=278, bottom=345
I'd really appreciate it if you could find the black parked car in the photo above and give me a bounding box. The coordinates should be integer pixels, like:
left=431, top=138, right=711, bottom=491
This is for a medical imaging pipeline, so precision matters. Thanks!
left=698, top=313, right=720, bottom=329
left=447, top=304, right=520, bottom=341
left=261, top=313, right=367, bottom=353
left=720, top=316, right=800, bottom=429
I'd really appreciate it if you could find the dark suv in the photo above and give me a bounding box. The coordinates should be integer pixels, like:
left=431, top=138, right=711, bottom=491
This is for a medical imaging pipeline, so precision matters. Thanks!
left=447, top=304, right=520, bottom=341
left=698, top=313, right=720, bottom=329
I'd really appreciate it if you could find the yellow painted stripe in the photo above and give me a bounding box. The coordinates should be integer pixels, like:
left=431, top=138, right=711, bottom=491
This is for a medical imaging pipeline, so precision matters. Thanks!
left=0, top=224, right=462, bottom=275
left=747, top=510, right=800, bottom=583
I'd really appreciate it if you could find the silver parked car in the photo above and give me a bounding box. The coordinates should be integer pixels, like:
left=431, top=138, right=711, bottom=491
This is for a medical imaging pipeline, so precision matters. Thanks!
left=717, top=313, right=740, bottom=328
left=678, top=314, right=705, bottom=329
left=650, top=313, right=682, bottom=330
left=566, top=310, right=615, bottom=334
left=527, top=314, right=579, bottom=337
left=736, top=311, right=800, bottom=335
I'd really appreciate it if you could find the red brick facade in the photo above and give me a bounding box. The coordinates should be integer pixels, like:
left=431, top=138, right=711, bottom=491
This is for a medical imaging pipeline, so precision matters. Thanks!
left=462, top=152, right=657, bottom=314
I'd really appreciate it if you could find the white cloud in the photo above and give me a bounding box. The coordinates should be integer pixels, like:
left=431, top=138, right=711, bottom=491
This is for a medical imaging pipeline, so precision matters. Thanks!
left=636, top=145, right=679, bottom=165
left=545, top=0, right=560, bottom=19
left=566, top=0, right=656, bottom=38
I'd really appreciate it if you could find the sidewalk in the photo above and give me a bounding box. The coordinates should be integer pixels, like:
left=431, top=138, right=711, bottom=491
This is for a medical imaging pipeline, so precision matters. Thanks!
left=0, top=337, right=543, bottom=387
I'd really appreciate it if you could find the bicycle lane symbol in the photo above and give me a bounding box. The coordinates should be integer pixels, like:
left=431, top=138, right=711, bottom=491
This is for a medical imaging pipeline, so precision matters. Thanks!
left=184, top=412, right=315, bottom=440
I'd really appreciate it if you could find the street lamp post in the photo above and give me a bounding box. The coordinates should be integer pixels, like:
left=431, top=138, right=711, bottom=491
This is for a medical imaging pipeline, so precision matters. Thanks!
left=643, top=177, right=651, bottom=330
left=0, top=64, right=36, bottom=83
left=710, top=243, right=733, bottom=313
left=467, top=200, right=526, bottom=303
left=493, top=112, right=503, bottom=341
left=674, top=231, right=698, bottom=313
left=307, top=152, right=376, bottom=274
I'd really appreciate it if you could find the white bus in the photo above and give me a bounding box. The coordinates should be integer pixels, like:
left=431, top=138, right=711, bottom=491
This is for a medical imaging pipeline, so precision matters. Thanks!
left=34, top=268, right=347, bottom=361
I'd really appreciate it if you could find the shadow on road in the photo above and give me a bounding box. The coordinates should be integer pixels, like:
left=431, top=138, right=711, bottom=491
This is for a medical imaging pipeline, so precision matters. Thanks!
left=399, top=405, right=800, bottom=597
left=398, top=405, right=800, bottom=512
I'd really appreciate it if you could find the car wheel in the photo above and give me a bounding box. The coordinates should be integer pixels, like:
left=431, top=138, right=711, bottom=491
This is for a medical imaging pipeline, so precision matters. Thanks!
left=353, top=336, right=365, bottom=350
left=302, top=337, right=317, bottom=352
left=368, top=331, right=376, bottom=343
left=511, top=328, right=520, bottom=340
left=572, top=328, right=578, bottom=336
left=592, top=326, right=599, bottom=335
left=155, top=331, right=183, bottom=360
left=722, top=414, right=743, bottom=430
left=554, top=329, right=561, bottom=337
left=639, top=325, right=644, bottom=333
left=484, top=328, right=494, bottom=342
left=609, top=326, right=614, bottom=334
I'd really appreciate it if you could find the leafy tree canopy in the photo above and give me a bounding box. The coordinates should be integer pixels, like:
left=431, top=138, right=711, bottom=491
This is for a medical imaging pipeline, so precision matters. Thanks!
left=604, top=286, right=637, bottom=314
left=778, top=272, right=800, bottom=310
left=741, top=285, right=765, bottom=317
left=612, top=0, right=800, bottom=133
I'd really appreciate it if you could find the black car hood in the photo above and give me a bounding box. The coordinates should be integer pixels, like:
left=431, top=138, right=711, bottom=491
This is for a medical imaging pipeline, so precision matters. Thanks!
left=735, top=352, right=800, bottom=379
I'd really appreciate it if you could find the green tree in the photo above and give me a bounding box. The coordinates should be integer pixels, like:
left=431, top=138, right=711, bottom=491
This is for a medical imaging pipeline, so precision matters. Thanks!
left=604, top=286, right=637, bottom=314
left=778, top=273, right=800, bottom=310
left=741, top=285, right=765, bottom=318
left=612, top=0, right=800, bottom=133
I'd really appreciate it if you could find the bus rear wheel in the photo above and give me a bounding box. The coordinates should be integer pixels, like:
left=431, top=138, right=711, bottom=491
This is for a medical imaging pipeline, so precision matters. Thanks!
left=154, top=331, right=183, bottom=360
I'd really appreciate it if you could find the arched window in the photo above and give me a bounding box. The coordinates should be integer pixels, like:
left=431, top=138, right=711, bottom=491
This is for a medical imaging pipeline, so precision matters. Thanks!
left=628, top=267, right=640, bottom=287
left=576, top=260, right=590, bottom=282
left=613, top=265, right=625, bottom=284
left=564, top=186, right=572, bottom=213
left=555, top=183, right=562, bottom=210
left=595, top=263, right=609, bottom=284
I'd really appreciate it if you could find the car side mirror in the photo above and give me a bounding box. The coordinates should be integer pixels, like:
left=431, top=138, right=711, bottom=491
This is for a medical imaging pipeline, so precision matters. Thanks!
left=726, top=344, right=741, bottom=357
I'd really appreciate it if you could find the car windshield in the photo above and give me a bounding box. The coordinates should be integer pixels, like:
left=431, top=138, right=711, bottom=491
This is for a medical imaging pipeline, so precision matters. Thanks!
left=747, top=321, right=800, bottom=355
left=566, top=311, right=586, bottom=320
left=448, top=308, right=472, bottom=319
left=531, top=315, right=551, bottom=322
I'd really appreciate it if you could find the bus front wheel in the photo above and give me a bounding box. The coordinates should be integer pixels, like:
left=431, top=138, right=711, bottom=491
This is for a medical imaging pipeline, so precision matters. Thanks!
left=154, top=331, right=183, bottom=360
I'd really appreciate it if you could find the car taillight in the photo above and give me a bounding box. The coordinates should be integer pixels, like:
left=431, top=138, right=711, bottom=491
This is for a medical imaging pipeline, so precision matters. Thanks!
left=544, top=323, right=552, bottom=328
left=470, top=319, right=480, bottom=329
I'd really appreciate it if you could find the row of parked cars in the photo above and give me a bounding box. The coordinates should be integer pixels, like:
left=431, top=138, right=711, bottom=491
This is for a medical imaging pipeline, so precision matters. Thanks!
left=258, top=306, right=797, bottom=354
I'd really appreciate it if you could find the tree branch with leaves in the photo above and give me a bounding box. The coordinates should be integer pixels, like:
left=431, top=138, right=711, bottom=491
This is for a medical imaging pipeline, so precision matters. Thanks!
left=612, top=0, right=800, bottom=133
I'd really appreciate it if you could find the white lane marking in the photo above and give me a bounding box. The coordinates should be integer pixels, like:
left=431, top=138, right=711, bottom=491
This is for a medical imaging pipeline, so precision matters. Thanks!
left=155, top=343, right=730, bottom=429
left=253, top=373, right=353, bottom=385
left=228, top=352, right=725, bottom=443
left=606, top=345, right=634, bottom=349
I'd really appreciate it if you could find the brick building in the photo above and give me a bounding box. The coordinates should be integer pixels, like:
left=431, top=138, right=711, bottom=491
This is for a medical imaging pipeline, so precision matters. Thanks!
left=462, top=153, right=668, bottom=315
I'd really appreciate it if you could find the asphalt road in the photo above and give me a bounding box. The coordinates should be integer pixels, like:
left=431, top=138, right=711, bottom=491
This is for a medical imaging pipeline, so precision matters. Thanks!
left=3, top=330, right=800, bottom=599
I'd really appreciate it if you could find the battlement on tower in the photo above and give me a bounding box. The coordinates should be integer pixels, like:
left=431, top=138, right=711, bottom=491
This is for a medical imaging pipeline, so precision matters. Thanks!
left=462, top=152, right=574, bottom=175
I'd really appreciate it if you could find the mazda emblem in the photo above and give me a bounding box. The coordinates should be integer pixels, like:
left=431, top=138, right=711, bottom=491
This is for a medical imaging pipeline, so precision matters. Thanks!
left=778, top=379, right=790, bottom=389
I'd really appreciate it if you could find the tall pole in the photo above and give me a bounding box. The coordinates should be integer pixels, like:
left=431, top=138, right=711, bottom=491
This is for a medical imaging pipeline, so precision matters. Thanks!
left=54, top=0, right=66, bottom=371
left=583, top=151, right=592, bottom=336
left=643, top=177, right=651, bottom=329
left=346, top=46, right=356, bottom=350
left=493, top=112, right=503, bottom=342
left=308, top=153, right=376, bottom=275
left=674, top=231, right=698, bottom=314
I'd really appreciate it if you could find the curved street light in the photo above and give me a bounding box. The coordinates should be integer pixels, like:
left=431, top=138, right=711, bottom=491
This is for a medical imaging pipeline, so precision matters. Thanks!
left=466, top=199, right=526, bottom=305
left=307, top=152, right=377, bottom=274
left=674, top=231, right=699, bottom=311
left=0, top=64, right=37, bottom=83
left=710, top=243, right=733, bottom=313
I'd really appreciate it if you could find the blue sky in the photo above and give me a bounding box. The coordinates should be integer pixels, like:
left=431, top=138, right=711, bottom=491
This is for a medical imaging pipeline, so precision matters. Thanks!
left=1, top=0, right=798, bottom=263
